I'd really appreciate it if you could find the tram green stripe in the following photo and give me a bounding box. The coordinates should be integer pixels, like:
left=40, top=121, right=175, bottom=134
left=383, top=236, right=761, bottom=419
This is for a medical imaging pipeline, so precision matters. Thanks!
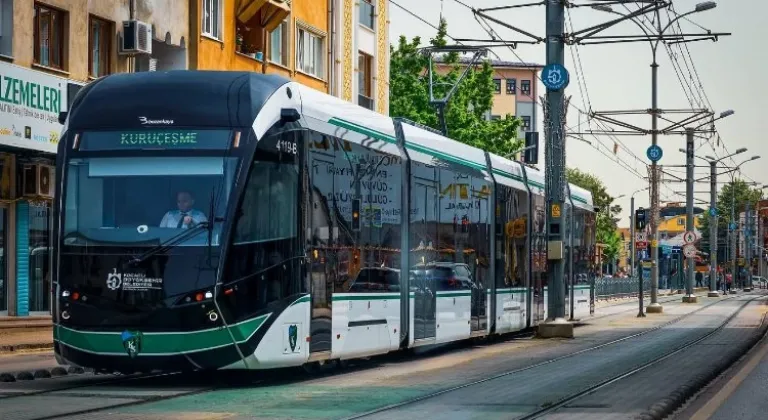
left=54, top=313, right=270, bottom=356
left=332, top=293, right=400, bottom=301
left=436, top=291, right=471, bottom=298
left=290, top=295, right=311, bottom=306
left=326, top=117, right=589, bottom=204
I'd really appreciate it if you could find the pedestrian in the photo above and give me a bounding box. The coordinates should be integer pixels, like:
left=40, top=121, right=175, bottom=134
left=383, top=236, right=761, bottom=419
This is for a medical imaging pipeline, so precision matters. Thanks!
left=695, top=271, right=703, bottom=287
left=726, top=272, right=732, bottom=292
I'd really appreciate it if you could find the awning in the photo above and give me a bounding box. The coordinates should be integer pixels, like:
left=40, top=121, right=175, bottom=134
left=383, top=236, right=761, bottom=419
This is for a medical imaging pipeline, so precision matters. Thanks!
left=237, top=0, right=290, bottom=32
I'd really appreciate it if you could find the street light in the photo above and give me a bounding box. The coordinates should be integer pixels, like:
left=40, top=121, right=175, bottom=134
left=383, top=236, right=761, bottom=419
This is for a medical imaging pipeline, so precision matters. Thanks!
left=592, top=1, right=720, bottom=313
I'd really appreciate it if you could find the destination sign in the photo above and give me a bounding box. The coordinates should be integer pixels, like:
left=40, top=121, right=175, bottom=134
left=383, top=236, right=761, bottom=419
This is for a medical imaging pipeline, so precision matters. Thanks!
left=79, top=129, right=233, bottom=151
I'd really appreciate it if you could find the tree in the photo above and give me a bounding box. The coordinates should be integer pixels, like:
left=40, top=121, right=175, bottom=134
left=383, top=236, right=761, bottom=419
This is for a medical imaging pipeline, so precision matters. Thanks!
left=566, top=168, right=623, bottom=263
left=389, top=19, right=523, bottom=156
left=700, top=179, right=763, bottom=265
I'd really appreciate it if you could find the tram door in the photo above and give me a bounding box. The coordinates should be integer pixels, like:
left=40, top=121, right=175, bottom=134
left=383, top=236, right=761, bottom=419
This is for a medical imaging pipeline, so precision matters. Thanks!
left=413, top=179, right=437, bottom=341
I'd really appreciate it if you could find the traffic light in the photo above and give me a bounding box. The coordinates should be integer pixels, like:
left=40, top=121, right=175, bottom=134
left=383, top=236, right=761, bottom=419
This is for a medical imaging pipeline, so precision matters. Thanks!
left=635, top=207, right=646, bottom=231
left=352, top=199, right=361, bottom=231
left=524, top=132, right=539, bottom=164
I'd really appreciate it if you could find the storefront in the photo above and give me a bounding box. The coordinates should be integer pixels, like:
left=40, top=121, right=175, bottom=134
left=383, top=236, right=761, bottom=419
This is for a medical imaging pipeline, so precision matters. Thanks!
left=0, top=61, right=82, bottom=316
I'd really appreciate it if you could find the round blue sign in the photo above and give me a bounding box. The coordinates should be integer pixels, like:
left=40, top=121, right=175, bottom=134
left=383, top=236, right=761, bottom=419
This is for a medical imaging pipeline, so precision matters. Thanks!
left=542, top=64, right=569, bottom=91
left=646, top=145, right=663, bottom=162
left=709, top=208, right=717, bottom=217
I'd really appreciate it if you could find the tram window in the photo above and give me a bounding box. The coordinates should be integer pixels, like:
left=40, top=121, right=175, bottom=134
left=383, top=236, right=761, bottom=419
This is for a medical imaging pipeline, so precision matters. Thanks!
left=62, top=156, right=237, bottom=246
left=234, top=162, right=298, bottom=244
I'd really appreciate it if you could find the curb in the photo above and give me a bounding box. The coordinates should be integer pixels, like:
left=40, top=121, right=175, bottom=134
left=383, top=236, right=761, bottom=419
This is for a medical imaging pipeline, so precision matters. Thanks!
left=0, top=342, right=54, bottom=353
left=635, top=311, right=768, bottom=419
left=0, top=365, right=89, bottom=382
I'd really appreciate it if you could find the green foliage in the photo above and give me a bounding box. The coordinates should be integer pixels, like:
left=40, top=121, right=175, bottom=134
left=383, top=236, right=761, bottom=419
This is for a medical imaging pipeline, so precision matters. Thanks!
left=566, top=167, right=623, bottom=261
left=389, top=18, right=523, bottom=156
left=700, top=179, right=764, bottom=252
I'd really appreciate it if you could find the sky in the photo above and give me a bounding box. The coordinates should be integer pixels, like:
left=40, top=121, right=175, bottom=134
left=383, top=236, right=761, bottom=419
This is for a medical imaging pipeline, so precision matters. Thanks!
left=388, top=0, right=765, bottom=227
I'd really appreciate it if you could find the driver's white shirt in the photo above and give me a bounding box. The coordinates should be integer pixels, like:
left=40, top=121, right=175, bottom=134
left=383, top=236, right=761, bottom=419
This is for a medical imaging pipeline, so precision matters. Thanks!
left=159, top=209, right=208, bottom=228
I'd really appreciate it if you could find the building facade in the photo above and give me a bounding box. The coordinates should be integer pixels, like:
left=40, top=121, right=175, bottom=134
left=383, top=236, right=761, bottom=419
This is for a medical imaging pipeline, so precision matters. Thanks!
left=435, top=58, right=542, bottom=138
left=0, top=0, right=188, bottom=317
left=189, top=0, right=390, bottom=114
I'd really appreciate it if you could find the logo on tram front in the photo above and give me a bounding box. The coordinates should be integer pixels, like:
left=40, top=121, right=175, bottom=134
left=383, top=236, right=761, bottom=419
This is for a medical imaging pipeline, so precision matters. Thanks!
left=107, top=268, right=122, bottom=291
left=121, top=330, right=143, bottom=358
left=138, top=116, right=174, bottom=125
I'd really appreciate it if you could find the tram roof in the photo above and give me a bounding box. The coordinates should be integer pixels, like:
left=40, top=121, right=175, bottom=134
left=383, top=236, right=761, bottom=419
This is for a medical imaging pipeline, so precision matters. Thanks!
left=65, top=71, right=290, bottom=130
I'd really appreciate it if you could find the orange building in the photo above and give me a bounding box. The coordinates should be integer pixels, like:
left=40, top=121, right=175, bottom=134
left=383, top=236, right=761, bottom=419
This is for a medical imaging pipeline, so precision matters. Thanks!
left=189, top=0, right=390, bottom=114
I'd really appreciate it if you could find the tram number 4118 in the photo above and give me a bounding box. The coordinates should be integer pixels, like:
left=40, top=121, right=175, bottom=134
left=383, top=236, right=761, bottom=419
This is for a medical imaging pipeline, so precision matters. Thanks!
left=276, top=139, right=297, bottom=154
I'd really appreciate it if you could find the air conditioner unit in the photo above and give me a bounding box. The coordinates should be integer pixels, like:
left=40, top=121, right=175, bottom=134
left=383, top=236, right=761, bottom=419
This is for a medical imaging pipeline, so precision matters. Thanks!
left=120, top=20, right=152, bottom=55
left=23, top=164, right=55, bottom=199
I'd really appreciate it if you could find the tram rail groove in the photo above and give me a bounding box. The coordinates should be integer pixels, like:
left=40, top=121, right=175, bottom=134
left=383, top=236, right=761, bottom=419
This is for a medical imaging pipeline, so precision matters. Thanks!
left=0, top=293, right=689, bottom=399
left=517, top=295, right=767, bottom=420
left=5, top=294, right=746, bottom=420
left=340, top=293, right=757, bottom=420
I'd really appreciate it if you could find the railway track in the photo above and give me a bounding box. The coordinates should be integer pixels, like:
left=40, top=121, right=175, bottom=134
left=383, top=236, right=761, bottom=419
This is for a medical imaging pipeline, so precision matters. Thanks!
left=2, top=292, right=746, bottom=420
left=342, top=292, right=765, bottom=420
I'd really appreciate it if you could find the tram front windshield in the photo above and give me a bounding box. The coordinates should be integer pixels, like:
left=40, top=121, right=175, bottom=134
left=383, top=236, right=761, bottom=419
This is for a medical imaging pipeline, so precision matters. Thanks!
left=62, top=131, right=238, bottom=249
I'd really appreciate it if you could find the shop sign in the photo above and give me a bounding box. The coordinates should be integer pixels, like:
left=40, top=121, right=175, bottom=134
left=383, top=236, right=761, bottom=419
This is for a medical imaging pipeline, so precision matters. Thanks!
left=0, top=62, right=71, bottom=153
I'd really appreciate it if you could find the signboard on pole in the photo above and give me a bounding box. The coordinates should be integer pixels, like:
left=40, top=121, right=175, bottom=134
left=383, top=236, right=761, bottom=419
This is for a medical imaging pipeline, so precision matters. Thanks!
left=683, top=231, right=697, bottom=244
left=683, top=243, right=697, bottom=258
left=646, top=145, right=663, bottom=162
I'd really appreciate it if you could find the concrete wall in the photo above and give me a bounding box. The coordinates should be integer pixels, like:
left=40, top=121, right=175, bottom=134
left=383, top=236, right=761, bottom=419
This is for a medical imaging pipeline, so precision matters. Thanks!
left=11, top=0, right=188, bottom=82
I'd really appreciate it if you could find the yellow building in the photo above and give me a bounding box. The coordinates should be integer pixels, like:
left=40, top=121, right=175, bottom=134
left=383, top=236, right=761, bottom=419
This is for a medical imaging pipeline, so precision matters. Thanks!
left=617, top=227, right=631, bottom=271
left=189, top=0, right=390, bottom=114
left=658, top=203, right=703, bottom=240
left=0, top=0, right=188, bottom=317
left=435, top=58, right=542, bottom=137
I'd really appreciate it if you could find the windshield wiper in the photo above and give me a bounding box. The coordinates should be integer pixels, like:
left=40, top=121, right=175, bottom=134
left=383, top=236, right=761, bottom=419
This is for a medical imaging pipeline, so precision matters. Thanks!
left=127, top=222, right=209, bottom=266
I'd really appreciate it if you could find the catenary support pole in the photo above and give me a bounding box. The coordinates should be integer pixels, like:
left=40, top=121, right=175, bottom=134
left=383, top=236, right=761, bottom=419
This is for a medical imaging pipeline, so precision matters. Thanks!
left=538, top=0, right=572, bottom=338
left=647, top=51, right=663, bottom=313
left=683, top=128, right=697, bottom=303
left=631, top=197, right=636, bottom=276
left=708, top=161, right=720, bottom=297
left=744, top=204, right=753, bottom=292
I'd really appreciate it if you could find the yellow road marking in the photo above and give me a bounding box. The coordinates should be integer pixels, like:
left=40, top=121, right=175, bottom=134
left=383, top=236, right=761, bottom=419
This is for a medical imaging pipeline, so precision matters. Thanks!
left=689, top=325, right=768, bottom=419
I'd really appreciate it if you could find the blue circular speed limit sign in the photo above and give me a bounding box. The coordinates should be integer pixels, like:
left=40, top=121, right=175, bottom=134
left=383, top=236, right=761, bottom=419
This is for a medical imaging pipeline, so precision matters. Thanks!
left=646, top=145, right=663, bottom=162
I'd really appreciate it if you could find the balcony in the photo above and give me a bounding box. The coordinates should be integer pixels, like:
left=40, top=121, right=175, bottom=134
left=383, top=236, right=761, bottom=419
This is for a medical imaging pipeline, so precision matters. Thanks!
left=358, top=94, right=374, bottom=110
left=237, top=0, right=290, bottom=32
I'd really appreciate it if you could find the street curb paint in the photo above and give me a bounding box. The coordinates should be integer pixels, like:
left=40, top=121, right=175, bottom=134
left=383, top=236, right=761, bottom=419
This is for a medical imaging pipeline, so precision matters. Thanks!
left=637, top=309, right=768, bottom=420
left=0, top=342, right=54, bottom=353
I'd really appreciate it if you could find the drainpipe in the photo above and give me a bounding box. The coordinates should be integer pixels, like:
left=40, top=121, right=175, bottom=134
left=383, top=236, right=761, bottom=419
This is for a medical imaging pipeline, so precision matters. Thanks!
left=128, top=0, right=136, bottom=73
left=328, top=0, right=335, bottom=96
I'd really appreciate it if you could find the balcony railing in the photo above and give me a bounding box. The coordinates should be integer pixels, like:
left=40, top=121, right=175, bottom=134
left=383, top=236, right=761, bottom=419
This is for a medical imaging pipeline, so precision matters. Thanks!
left=358, top=94, right=374, bottom=110
left=359, top=0, right=375, bottom=29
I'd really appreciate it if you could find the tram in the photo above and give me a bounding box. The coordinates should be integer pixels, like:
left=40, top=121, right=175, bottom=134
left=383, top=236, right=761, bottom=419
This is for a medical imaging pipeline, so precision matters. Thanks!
left=52, top=71, right=596, bottom=373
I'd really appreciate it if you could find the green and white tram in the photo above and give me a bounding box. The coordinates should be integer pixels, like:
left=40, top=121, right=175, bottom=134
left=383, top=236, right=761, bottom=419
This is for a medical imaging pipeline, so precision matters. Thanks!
left=52, top=71, right=596, bottom=373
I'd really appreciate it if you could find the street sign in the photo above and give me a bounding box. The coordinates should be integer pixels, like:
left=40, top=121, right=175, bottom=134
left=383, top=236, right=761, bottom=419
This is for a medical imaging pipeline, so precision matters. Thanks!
left=541, top=63, right=569, bottom=91
left=636, top=241, right=648, bottom=248
left=683, top=231, right=697, bottom=244
left=636, top=232, right=647, bottom=242
left=730, top=222, right=737, bottom=231
left=651, top=239, right=658, bottom=248
left=646, top=145, right=663, bottom=162
left=683, top=244, right=697, bottom=258
left=551, top=203, right=561, bottom=218
left=709, top=207, right=718, bottom=217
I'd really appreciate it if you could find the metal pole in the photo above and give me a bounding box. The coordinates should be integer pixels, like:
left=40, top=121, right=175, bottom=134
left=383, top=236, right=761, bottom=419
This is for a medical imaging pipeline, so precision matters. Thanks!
left=637, top=253, right=645, bottom=317
left=540, top=0, right=571, bottom=337
left=631, top=197, right=636, bottom=277
left=708, top=161, right=720, bottom=297
left=745, top=204, right=752, bottom=291
left=732, top=186, right=737, bottom=293
left=647, top=48, right=663, bottom=313
left=683, top=128, right=696, bottom=302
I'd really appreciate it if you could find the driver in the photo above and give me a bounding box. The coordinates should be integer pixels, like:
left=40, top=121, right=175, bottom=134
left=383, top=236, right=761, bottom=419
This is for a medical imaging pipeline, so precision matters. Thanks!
left=160, top=191, right=208, bottom=228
